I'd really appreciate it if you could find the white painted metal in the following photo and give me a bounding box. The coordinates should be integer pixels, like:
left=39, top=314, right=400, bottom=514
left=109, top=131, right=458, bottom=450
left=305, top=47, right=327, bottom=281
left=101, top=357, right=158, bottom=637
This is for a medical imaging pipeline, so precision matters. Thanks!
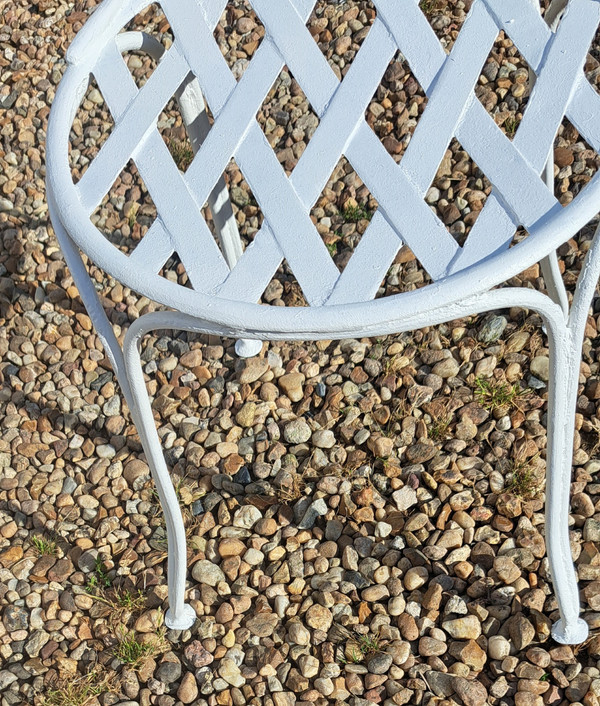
left=45, top=0, right=600, bottom=640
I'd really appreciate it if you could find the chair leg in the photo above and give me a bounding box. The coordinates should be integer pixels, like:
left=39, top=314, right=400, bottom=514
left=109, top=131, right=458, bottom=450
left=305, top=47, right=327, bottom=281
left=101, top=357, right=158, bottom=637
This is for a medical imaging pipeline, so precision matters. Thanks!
left=544, top=321, right=589, bottom=644
left=177, top=76, right=263, bottom=358
left=235, top=338, right=264, bottom=358
left=123, top=328, right=196, bottom=630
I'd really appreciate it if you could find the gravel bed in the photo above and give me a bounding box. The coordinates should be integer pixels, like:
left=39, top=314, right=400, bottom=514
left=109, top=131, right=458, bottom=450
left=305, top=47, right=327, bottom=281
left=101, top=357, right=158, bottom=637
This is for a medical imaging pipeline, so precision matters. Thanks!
left=2, top=1, right=600, bottom=706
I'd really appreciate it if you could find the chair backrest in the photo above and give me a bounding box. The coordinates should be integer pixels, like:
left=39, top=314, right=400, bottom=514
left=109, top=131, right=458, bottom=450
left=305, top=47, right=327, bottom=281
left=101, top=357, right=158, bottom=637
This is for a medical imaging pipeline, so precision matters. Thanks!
left=46, top=0, right=600, bottom=325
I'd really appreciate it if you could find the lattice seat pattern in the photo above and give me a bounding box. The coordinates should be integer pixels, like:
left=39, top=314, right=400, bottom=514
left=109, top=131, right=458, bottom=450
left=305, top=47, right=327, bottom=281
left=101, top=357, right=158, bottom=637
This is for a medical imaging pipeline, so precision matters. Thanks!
left=47, top=0, right=600, bottom=642
left=61, top=0, right=600, bottom=307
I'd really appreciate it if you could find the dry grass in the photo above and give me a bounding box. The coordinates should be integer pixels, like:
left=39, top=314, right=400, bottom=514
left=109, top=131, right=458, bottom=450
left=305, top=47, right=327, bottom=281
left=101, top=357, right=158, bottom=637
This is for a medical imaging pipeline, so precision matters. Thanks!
left=38, top=668, right=116, bottom=706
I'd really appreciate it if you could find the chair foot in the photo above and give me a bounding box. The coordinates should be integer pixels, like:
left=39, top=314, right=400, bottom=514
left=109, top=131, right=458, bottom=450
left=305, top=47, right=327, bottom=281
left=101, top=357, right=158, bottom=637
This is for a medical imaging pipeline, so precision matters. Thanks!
left=551, top=617, right=589, bottom=645
left=165, top=603, right=196, bottom=631
left=235, top=338, right=263, bottom=358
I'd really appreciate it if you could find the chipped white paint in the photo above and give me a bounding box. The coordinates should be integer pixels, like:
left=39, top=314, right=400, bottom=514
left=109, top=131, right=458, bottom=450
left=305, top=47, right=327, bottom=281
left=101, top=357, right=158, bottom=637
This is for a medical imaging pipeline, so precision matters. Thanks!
left=46, top=0, right=600, bottom=641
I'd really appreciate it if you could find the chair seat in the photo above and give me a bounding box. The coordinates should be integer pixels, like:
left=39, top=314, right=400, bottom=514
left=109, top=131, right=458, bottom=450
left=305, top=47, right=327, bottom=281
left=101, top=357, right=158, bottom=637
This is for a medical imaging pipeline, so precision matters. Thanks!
left=47, top=0, right=600, bottom=323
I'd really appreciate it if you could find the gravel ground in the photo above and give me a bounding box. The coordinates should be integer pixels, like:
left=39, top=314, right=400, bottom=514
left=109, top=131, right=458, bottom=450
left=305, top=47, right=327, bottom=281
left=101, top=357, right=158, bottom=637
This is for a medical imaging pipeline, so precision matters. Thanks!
left=3, top=1, right=600, bottom=705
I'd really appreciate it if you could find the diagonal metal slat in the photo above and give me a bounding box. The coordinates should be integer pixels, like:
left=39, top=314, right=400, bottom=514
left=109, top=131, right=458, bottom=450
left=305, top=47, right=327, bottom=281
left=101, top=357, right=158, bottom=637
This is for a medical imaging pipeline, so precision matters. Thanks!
left=91, top=41, right=230, bottom=291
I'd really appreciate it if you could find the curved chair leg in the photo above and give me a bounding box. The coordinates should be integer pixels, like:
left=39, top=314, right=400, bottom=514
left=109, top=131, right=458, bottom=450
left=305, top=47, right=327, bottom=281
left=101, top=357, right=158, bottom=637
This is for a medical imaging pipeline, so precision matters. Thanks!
left=123, top=326, right=196, bottom=630
left=48, top=192, right=136, bottom=412
left=546, top=219, right=600, bottom=643
left=544, top=318, right=589, bottom=644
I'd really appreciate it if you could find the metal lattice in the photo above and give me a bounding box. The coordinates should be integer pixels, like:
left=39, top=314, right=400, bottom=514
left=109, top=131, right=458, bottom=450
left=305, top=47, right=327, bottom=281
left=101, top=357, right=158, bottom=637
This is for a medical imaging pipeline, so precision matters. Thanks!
left=69, top=0, right=600, bottom=307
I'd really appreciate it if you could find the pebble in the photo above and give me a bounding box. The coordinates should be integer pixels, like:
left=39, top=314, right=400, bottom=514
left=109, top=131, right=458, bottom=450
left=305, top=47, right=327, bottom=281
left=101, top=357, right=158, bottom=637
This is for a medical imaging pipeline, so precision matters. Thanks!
left=279, top=373, right=305, bottom=402
left=432, top=357, right=460, bottom=378
left=184, top=641, right=214, bottom=668
left=367, top=652, right=393, bottom=674
left=478, top=315, right=508, bottom=343
left=454, top=677, right=488, bottom=706
left=284, top=418, right=312, bottom=444
left=442, top=616, right=482, bottom=640
left=191, top=560, right=226, bottom=586
left=530, top=356, right=550, bottom=382
left=219, top=659, right=245, bottom=687
left=393, top=486, right=418, bottom=511
left=177, top=672, right=198, bottom=703
left=488, top=635, right=511, bottom=660
left=312, top=429, right=336, bottom=448
left=156, top=658, right=181, bottom=684
left=306, top=604, right=333, bottom=631
left=298, top=498, right=328, bottom=529
left=233, top=505, right=262, bottom=529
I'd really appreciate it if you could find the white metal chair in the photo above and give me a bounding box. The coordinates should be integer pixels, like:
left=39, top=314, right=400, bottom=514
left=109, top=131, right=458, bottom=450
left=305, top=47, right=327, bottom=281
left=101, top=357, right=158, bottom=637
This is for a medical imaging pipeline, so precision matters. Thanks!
left=46, top=0, right=600, bottom=643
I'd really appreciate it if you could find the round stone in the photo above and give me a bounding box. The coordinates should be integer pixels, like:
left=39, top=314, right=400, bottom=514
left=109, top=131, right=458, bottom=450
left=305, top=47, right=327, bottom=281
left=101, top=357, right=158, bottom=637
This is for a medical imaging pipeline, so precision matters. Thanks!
left=284, top=418, right=312, bottom=444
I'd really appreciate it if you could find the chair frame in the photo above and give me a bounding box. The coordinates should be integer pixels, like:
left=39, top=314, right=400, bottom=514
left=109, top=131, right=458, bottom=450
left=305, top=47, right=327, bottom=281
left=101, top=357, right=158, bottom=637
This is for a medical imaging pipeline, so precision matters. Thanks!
left=46, top=0, right=600, bottom=643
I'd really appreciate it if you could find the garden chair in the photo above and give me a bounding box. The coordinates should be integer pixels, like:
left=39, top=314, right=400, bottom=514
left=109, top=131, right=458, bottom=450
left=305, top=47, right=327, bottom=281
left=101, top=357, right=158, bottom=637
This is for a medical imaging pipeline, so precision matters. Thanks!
left=46, top=0, right=600, bottom=643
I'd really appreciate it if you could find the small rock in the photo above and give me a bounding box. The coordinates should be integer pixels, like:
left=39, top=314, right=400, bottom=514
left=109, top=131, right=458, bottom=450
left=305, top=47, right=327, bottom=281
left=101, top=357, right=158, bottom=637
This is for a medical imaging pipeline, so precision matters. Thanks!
left=191, top=560, right=225, bottom=586
left=279, top=373, right=305, bottom=402
left=25, top=630, right=49, bottom=658
left=432, top=357, right=460, bottom=378
left=184, top=641, right=214, bottom=668
left=3, top=606, right=28, bottom=631
left=156, top=658, right=181, bottom=684
left=306, top=604, right=333, bottom=631
left=0, top=671, right=17, bottom=690
left=236, top=402, right=256, bottom=427
left=514, top=694, right=544, bottom=706
left=419, top=637, right=447, bottom=657
left=219, top=538, right=246, bottom=557
left=219, top=658, right=245, bottom=687
left=478, top=315, right=507, bottom=344
left=312, top=430, right=335, bottom=448
left=233, top=505, right=262, bottom=529
left=368, top=435, right=395, bottom=458
left=448, top=640, right=486, bottom=670
left=404, top=566, right=428, bottom=590
left=177, top=671, right=198, bottom=704
left=284, top=418, right=312, bottom=444
left=288, top=622, right=311, bottom=645
left=392, top=486, right=418, bottom=511
left=246, top=612, right=279, bottom=637
left=530, top=356, right=550, bottom=382
left=123, top=459, right=151, bottom=490
left=488, top=635, right=511, bottom=660
left=239, top=358, right=269, bottom=383
left=375, top=522, right=392, bottom=538
left=366, top=652, right=393, bottom=674
left=298, top=498, right=328, bottom=529
left=442, top=615, right=481, bottom=640
left=508, top=614, right=536, bottom=651
left=494, top=556, right=521, bottom=584
left=453, top=677, right=488, bottom=706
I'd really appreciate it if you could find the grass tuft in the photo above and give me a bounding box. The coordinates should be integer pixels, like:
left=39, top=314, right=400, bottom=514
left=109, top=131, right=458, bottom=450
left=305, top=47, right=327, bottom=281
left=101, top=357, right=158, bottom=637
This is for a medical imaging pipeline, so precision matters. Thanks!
left=474, top=377, right=525, bottom=412
left=507, top=456, right=543, bottom=500
left=112, top=617, right=167, bottom=669
left=341, top=632, right=385, bottom=664
left=504, top=116, right=520, bottom=137
left=428, top=415, right=452, bottom=442
left=86, top=556, right=112, bottom=593
left=31, top=534, right=58, bottom=556
left=419, top=0, right=448, bottom=16
left=343, top=204, right=373, bottom=223
left=127, top=202, right=139, bottom=229
left=39, top=668, right=115, bottom=706
left=167, top=138, right=194, bottom=172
